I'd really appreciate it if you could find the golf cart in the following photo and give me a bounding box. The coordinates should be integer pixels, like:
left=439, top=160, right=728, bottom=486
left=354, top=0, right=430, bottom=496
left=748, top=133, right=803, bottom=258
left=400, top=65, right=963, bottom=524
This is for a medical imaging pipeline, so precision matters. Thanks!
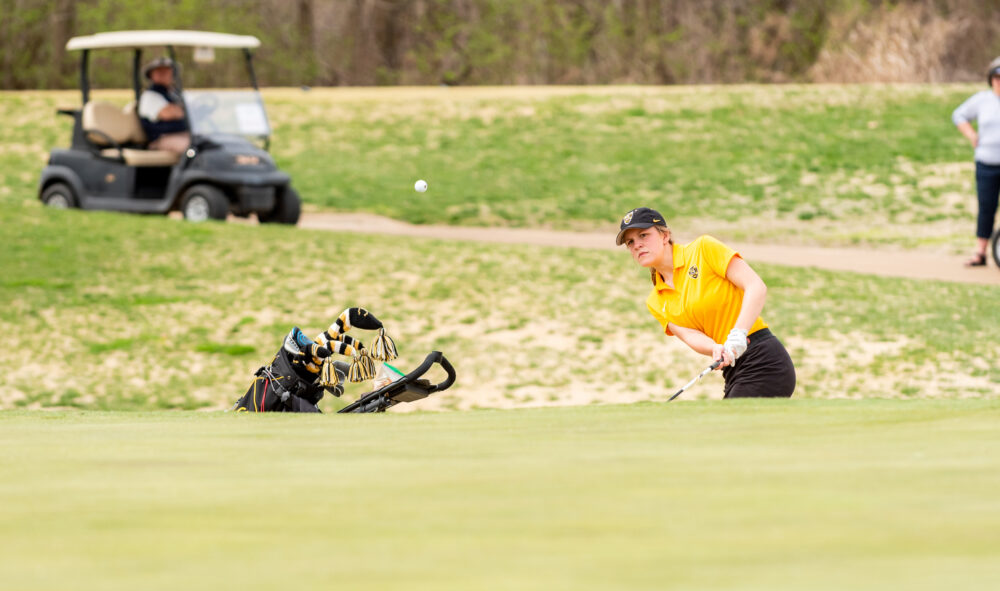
left=38, top=30, right=300, bottom=224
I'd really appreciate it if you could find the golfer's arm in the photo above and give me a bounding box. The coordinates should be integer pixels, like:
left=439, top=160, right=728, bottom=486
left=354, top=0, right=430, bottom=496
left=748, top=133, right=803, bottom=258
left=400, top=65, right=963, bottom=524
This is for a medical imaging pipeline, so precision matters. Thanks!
left=668, top=324, right=717, bottom=357
left=725, top=257, right=766, bottom=332
left=956, top=121, right=978, bottom=147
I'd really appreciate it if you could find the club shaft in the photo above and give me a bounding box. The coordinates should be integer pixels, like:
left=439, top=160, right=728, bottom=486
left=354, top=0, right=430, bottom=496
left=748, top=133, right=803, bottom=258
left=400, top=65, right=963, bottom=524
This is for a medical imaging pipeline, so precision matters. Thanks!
left=668, top=360, right=722, bottom=402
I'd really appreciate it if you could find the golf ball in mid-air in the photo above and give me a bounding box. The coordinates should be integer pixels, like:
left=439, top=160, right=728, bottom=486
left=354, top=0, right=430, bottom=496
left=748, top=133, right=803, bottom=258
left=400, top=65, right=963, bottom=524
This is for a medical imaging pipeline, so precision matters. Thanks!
left=415, top=180, right=428, bottom=193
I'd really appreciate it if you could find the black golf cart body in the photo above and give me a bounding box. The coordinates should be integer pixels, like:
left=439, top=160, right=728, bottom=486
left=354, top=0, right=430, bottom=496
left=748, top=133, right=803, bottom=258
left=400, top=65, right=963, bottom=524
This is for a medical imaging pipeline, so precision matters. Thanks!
left=38, top=30, right=300, bottom=224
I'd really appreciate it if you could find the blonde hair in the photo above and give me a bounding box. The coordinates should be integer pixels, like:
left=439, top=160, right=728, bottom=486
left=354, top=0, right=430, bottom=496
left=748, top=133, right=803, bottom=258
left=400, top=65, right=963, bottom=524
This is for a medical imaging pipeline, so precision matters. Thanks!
left=649, top=226, right=673, bottom=285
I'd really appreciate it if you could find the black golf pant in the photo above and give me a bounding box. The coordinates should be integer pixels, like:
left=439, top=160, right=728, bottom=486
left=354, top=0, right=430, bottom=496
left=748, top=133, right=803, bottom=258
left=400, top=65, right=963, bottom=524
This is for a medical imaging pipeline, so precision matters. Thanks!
left=975, top=161, right=1000, bottom=240
left=721, top=328, right=796, bottom=398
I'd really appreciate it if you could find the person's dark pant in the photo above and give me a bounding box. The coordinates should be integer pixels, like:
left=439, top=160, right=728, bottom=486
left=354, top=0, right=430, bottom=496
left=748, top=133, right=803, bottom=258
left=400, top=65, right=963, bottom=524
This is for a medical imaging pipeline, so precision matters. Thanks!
left=721, top=328, right=796, bottom=398
left=975, top=161, right=1000, bottom=239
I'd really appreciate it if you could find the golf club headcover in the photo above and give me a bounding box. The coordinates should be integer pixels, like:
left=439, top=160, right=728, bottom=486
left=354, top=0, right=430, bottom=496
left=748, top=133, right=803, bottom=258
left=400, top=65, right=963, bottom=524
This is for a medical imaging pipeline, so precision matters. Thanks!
left=298, top=343, right=330, bottom=374
left=347, top=349, right=377, bottom=382
left=311, top=308, right=395, bottom=377
left=329, top=307, right=384, bottom=336
left=318, top=334, right=361, bottom=357
left=319, top=358, right=349, bottom=393
left=370, top=327, right=398, bottom=362
left=316, top=320, right=372, bottom=344
left=284, top=327, right=329, bottom=373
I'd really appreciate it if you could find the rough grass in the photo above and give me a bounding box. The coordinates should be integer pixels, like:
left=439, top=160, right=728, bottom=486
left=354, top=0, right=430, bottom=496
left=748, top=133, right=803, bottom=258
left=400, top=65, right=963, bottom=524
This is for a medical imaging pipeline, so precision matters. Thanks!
left=1, top=204, right=998, bottom=411
left=2, top=84, right=998, bottom=410
left=1, top=400, right=998, bottom=591
left=0, top=84, right=987, bottom=251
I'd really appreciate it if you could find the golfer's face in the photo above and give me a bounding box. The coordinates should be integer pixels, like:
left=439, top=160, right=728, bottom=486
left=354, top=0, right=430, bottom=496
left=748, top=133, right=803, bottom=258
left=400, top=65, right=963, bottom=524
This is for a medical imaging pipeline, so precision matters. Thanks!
left=623, top=227, right=666, bottom=267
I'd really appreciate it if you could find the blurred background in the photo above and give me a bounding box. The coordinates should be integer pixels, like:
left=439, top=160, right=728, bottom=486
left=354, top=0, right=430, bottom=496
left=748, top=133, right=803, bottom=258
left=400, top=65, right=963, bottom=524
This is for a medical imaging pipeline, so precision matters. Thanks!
left=2, top=0, right=1000, bottom=90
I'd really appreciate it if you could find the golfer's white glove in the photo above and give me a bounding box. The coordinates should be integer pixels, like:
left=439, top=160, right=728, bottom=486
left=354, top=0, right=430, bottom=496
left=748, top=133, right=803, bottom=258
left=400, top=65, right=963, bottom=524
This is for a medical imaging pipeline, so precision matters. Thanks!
left=722, top=328, right=749, bottom=363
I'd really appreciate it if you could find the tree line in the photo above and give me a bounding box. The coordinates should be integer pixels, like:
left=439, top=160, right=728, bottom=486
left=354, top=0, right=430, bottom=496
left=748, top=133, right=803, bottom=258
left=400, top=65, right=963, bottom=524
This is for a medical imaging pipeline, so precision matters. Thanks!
left=1, top=0, right=999, bottom=90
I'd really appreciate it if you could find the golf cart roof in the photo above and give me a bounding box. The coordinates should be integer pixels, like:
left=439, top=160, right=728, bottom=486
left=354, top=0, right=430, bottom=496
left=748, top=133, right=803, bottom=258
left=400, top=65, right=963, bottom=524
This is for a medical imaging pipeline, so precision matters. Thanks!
left=66, top=30, right=260, bottom=51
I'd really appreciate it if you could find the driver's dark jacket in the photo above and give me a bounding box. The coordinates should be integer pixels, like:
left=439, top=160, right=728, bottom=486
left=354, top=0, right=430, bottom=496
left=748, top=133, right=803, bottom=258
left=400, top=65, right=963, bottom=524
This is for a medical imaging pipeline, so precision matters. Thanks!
left=139, top=84, right=188, bottom=142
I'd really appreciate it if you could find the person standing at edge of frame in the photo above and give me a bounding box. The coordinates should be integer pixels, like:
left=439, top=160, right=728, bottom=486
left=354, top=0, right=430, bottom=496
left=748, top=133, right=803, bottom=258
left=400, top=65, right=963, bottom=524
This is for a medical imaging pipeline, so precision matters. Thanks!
left=952, top=56, right=1000, bottom=267
left=616, top=207, right=796, bottom=399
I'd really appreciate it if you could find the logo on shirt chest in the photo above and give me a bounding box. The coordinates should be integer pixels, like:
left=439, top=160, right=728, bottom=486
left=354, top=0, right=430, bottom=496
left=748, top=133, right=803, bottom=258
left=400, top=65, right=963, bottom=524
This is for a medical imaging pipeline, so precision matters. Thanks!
left=688, top=265, right=699, bottom=279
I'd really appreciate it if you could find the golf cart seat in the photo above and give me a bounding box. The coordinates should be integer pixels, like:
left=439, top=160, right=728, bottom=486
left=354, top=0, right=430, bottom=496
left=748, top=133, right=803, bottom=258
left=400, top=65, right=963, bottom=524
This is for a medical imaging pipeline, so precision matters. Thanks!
left=81, top=101, right=180, bottom=167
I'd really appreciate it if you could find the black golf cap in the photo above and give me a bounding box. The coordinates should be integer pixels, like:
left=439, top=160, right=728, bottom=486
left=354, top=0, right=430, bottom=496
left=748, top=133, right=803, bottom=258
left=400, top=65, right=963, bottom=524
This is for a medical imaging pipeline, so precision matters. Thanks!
left=616, top=207, right=668, bottom=246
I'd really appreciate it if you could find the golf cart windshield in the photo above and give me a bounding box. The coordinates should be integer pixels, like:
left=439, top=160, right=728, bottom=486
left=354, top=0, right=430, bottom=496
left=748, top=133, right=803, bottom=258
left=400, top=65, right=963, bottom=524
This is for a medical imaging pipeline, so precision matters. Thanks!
left=184, top=90, right=270, bottom=139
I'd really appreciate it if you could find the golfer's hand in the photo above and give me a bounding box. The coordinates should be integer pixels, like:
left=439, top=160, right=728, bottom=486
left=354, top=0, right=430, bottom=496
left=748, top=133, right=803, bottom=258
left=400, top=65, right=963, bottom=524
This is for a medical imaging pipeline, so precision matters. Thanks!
left=712, top=343, right=731, bottom=368
left=722, top=328, right=749, bottom=365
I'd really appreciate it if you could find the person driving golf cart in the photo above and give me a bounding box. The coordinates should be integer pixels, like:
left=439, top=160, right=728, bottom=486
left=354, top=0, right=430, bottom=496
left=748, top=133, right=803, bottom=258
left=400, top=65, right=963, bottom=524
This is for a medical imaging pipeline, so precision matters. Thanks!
left=137, top=57, right=190, bottom=155
left=39, top=30, right=303, bottom=224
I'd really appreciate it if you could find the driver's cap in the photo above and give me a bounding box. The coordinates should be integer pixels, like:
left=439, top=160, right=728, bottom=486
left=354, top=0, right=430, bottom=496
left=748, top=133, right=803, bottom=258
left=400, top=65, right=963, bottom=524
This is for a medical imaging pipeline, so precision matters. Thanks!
left=143, top=57, right=176, bottom=79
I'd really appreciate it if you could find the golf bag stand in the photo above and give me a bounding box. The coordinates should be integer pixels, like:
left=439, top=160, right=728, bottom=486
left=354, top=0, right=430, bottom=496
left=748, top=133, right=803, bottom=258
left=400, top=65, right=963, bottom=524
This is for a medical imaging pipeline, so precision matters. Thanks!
left=338, top=351, right=456, bottom=413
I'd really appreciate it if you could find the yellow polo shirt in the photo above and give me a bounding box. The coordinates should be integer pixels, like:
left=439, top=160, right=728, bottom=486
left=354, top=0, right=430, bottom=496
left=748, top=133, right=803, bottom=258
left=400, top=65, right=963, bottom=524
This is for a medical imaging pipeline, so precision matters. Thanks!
left=646, top=235, right=767, bottom=344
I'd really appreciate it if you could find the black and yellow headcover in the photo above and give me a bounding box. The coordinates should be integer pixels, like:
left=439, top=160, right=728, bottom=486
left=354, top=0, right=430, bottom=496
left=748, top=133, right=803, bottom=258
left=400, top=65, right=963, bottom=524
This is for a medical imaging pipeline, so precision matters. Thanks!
left=315, top=307, right=397, bottom=382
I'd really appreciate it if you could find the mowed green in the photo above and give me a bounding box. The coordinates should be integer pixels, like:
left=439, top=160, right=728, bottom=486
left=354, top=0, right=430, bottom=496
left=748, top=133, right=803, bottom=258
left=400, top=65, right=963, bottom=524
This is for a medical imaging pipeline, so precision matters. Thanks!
left=1, top=400, right=999, bottom=591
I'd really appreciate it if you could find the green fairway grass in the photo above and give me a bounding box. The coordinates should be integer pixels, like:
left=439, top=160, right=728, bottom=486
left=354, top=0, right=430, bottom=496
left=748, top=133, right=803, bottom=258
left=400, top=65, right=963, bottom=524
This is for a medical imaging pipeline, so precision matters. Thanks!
left=0, top=84, right=987, bottom=250
left=1, top=400, right=998, bottom=590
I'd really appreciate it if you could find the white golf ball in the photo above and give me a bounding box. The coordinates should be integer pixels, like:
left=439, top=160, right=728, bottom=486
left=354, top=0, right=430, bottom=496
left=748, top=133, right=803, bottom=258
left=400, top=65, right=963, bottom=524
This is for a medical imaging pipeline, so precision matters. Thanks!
left=415, top=179, right=428, bottom=193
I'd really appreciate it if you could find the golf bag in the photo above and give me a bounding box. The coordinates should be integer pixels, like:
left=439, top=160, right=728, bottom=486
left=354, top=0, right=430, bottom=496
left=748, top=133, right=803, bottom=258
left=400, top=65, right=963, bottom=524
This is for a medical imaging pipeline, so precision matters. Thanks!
left=231, top=308, right=456, bottom=413
left=232, top=327, right=348, bottom=413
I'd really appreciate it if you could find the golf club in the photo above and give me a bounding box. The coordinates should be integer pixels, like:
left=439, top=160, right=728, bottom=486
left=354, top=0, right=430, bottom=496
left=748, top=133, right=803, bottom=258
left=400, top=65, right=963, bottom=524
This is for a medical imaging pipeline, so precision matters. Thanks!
left=668, top=360, right=723, bottom=402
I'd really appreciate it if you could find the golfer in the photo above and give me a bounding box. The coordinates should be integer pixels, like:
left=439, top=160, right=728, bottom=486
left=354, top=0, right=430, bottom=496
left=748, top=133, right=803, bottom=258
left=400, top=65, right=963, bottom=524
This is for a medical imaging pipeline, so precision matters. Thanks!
left=617, top=207, right=795, bottom=398
left=952, top=56, right=1000, bottom=267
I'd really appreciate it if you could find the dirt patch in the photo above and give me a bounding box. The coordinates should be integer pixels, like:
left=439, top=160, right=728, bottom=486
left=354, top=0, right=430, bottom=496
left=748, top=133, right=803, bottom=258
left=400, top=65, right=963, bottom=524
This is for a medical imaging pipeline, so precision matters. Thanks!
left=295, top=212, right=1000, bottom=286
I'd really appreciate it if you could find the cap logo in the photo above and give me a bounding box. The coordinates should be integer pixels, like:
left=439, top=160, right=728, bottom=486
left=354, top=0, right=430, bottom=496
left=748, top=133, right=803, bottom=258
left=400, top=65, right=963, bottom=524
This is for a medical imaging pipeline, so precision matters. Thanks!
left=623, top=211, right=634, bottom=224
left=653, top=218, right=662, bottom=223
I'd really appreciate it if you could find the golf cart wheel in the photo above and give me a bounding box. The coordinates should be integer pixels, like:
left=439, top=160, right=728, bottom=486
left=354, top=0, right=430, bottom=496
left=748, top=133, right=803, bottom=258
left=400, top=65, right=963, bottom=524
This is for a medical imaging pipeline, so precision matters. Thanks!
left=181, top=184, right=228, bottom=222
left=258, top=187, right=301, bottom=225
left=991, top=228, right=1000, bottom=269
left=41, top=182, right=77, bottom=209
